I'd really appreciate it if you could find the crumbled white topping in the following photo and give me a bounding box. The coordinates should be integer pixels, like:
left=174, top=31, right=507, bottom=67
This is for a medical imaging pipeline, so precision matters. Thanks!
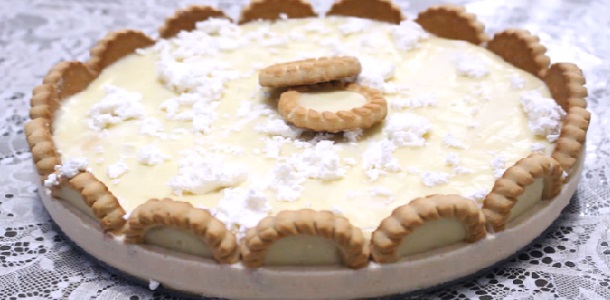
left=60, top=158, right=89, bottom=178
left=148, top=280, right=160, bottom=291
left=269, top=163, right=304, bottom=202
left=88, top=85, right=144, bottom=131
left=421, top=172, right=451, bottom=187
left=139, top=117, right=165, bottom=137
left=256, top=119, right=303, bottom=138
left=289, top=141, right=345, bottom=181
left=43, top=173, right=61, bottom=188
left=467, top=121, right=480, bottom=129
left=339, top=17, right=372, bottom=35
left=160, top=93, right=201, bottom=121
left=443, top=134, right=467, bottom=149
left=344, top=157, right=357, bottom=166
left=531, top=143, right=546, bottom=153
left=384, top=113, right=431, bottom=147
left=107, top=159, right=129, bottom=179
left=454, top=166, right=474, bottom=175
left=168, top=151, right=247, bottom=195
left=405, top=166, right=419, bottom=174
left=391, top=20, right=429, bottom=51
left=465, top=188, right=489, bottom=201
left=562, top=171, right=569, bottom=180
left=356, top=56, right=396, bottom=92
left=138, top=145, right=169, bottom=166
left=304, top=20, right=331, bottom=34
left=452, top=52, right=489, bottom=78
left=369, top=186, right=394, bottom=199
left=331, top=205, right=344, bottom=215
left=344, top=128, right=363, bottom=143
left=213, top=187, right=271, bottom=235
left=510, top=75, right=525, bottom=89
left=192, top=101, right=217, bottom=134
left=362, top=140, right=401, bottom=181
left=491, top=157, right=506, bottom=179
left=391, top=94, right=437, bottom=109
left=445, top=153, right=460, bottom=166
left=520, top=90, right=566, bottom=142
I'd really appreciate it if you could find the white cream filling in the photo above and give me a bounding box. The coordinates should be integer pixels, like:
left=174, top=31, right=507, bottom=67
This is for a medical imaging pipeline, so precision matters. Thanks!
left=397, top=218, right=466, bottom=257
left=297, top=90, right=367, bottom=113
left=143, top=226, right=213, bottom=258
left=264, top=235, right=341, bottom=266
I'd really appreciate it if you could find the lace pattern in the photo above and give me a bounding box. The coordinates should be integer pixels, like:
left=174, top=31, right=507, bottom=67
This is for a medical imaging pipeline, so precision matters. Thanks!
left=1, top=0, right=609, bottom=299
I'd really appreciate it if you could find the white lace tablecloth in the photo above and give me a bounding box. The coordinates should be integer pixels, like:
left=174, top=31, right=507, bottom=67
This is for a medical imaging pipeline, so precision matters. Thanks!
left=1, top=0, right=609, bottom=299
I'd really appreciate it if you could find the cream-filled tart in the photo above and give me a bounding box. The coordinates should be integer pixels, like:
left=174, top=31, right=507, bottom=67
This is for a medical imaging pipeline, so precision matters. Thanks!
left=26, top=0, right=590, bottom=298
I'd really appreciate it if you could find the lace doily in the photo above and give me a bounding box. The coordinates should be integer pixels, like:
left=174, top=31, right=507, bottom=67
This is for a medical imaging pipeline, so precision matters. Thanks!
left=1, top=0, right=609, bottom=299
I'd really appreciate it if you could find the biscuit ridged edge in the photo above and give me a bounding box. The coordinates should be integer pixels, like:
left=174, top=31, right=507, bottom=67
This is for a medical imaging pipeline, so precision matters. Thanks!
left=415, top=4, right=488, bottom=45
left=159, top=5, right=229, bottom=39
left=259, top=56, right=362, bottom=88
left=486, top=29, right=551, bottom=78
left=86, top=30, right=155, bottom=74
left=124, top=199, right=240, bottom=264
left=239, top=0, right=316, bottom=25
left=240, top=209, right=370, bottom=268
left=371, top=195, right=486, bottom=263
left=327, top=0, right=404, bottom=24
left=482, top=154, right=564, bottom=232
left=278, top=81, right=387, bottom=132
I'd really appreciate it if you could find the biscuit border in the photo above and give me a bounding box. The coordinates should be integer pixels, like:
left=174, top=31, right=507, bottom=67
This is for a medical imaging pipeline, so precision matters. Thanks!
left=482, top=154, right=564, bottom=232
left=159, top=5, right=229, bottom=39
left=240, top=209, right=370, bottom=268
left=370, top=195, right=486, bottom=263
left=124, top=199, right=240, bottom=264
left=415, top=4, right=488, bottom=45
left=486, top=29, right=551, bottom=78
left=327, top=0, right=404, bottom=24
left=278, top=81, right=388, bottom=132
left=238, top=0, right=316, bottom=24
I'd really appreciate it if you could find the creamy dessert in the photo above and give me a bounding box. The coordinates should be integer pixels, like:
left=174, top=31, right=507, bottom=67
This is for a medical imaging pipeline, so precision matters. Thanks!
left=25, top=0, right=590, bottom=298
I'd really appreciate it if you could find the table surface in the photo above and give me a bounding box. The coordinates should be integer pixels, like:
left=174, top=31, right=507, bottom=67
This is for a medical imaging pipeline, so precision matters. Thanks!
left=1, top=0, right=609, bottom=299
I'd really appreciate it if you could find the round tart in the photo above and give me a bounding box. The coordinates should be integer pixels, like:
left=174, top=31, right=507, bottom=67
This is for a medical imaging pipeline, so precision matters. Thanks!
left=26, top=0, right=590, bottom=298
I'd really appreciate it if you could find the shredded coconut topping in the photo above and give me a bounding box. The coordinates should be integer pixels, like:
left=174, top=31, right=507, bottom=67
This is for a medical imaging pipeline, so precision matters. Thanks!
left=256, top=119, right=303, bottom=138
left=107, top=159, right=129, bottom=179
left=391, top=20, right=430, bottom=51
left=138, top=145, right=169, bottom=166
left=88, top=85, right=144, bottom=131
left=384, top=113, right=431, bottom=147
left=520, top=90, right=566, bottom=142
left=168, top=151, right=247, bottom=195
left=213, top=187, right=271, bottom=235
left=421, top=172, right=451, bottom=187
left=362, top=140, right=401, bottom=181
left=452, top=52, right=489, bottom=78
left=269, top=163, right=305, bottom=202
left=43, top=158, right=89, bottom=187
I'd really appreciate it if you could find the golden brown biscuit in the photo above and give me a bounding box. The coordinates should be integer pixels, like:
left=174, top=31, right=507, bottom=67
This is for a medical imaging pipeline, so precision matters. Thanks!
left=486, top=29, right=550, bottom=77
left=371, top=194, right=486, bottom=263
left=278, top=81, right=387, bottom=132
left=327, top=0, right=404, bottom=24
left=124, top=198, right=240, bottom=264
left=159, top=5, right=229, bottom=39
left=239, top=0, right=316, bottom=24
left=86, top=30, right=155, bottom=74
left=415, top=4, right=488, bottom=45
left=259, top=56, right=362, bottom=88
left=483, top=154, right=564, bottom=232
left=240, top=209, right=370, bottom=268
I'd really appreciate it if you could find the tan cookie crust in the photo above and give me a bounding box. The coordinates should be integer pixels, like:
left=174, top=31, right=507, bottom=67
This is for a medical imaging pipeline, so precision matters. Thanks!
left=278, top=81, right=387, bottom=132
left=371, top=195, right=486, bottom=263
left=486, top=29, right=551, bottom=78
left=483, top=154, right=564, bottom=232
left=159, top=6, right=229, bottom=39
left=241, top=209, right=370, bottom=268
left=54, top=172, right=127, bottom=232
left=124, top=199, right=240, bottom=264
left=327, top=0, right=404, bottom=24
left=239, top=0, right=316, bottom=24
left=86, top=30, right=155, bottom=74
left=415, top=4, right=488, bottom=45
left=259, top=56, right=362, bottom=88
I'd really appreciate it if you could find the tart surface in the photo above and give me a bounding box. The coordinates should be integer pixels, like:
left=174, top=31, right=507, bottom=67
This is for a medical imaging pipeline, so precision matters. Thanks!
left=51, top=16, right=563, bottom=239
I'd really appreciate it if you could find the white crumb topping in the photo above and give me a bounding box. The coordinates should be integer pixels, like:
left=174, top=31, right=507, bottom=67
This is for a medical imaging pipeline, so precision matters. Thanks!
left=43, top=173, right=61, bottom=188
left=59, top=158, right=89, bottom=178
left=362, top=140, right=401, bottom=181
left=139, top=117, right=165, bottom=138
left=138, top=145, right=169, bottom=166
left=421, top=172, right=451, bottom=187
left=391, top=20, right=429, bottom=51
left=269, top=163, right=304, bottom=202
left=256, top=119, right=303, bottom=138
left=384, top=113, right=431, bottom=147
left=88, top=85, right=144, bottom=131
left=344, top=128, right=363, bottom=143
left=356, top=56, right=396, bottom=91
left=443, top=134, right=467, bottom=149
left=391, top=94, right=437, bottom=109
left=510, top=75, right=526, bottom=89
left=168, top=151, right=247, bottom=195
left=107, top=159, right=129, bottom=179
left=369, top=186, right=394, bottom=199
left=148, top=280, right=160, bottom=291
left=531, top=143, right=547, bottom=153
left=491, top=156, right=506, bottom=179
left=405, top=166, right=419, bottom=174
left=303, top=19, right=332, bottom=34
left=465, top=188, right=489, bottom=201
left=339, top=17, right=372, bottom=35
left=454, top=166, right=474, bottom=175
left=445, top=153, right=460, bottom=166
left=467, top=121, right=480, bottom=129
left=452, top=52, right=489, bottom=78
left=213, top=187, right=271, bottom=235
left=331, top=205, right=344, bottom=215
left=289, top=141, right=345, bottom=181
left=520, top=90, right=566, bottom=142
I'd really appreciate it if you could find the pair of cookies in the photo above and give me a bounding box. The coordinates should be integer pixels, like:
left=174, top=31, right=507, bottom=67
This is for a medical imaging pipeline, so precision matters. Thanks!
left=259, top=56, right=388, bottom=132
